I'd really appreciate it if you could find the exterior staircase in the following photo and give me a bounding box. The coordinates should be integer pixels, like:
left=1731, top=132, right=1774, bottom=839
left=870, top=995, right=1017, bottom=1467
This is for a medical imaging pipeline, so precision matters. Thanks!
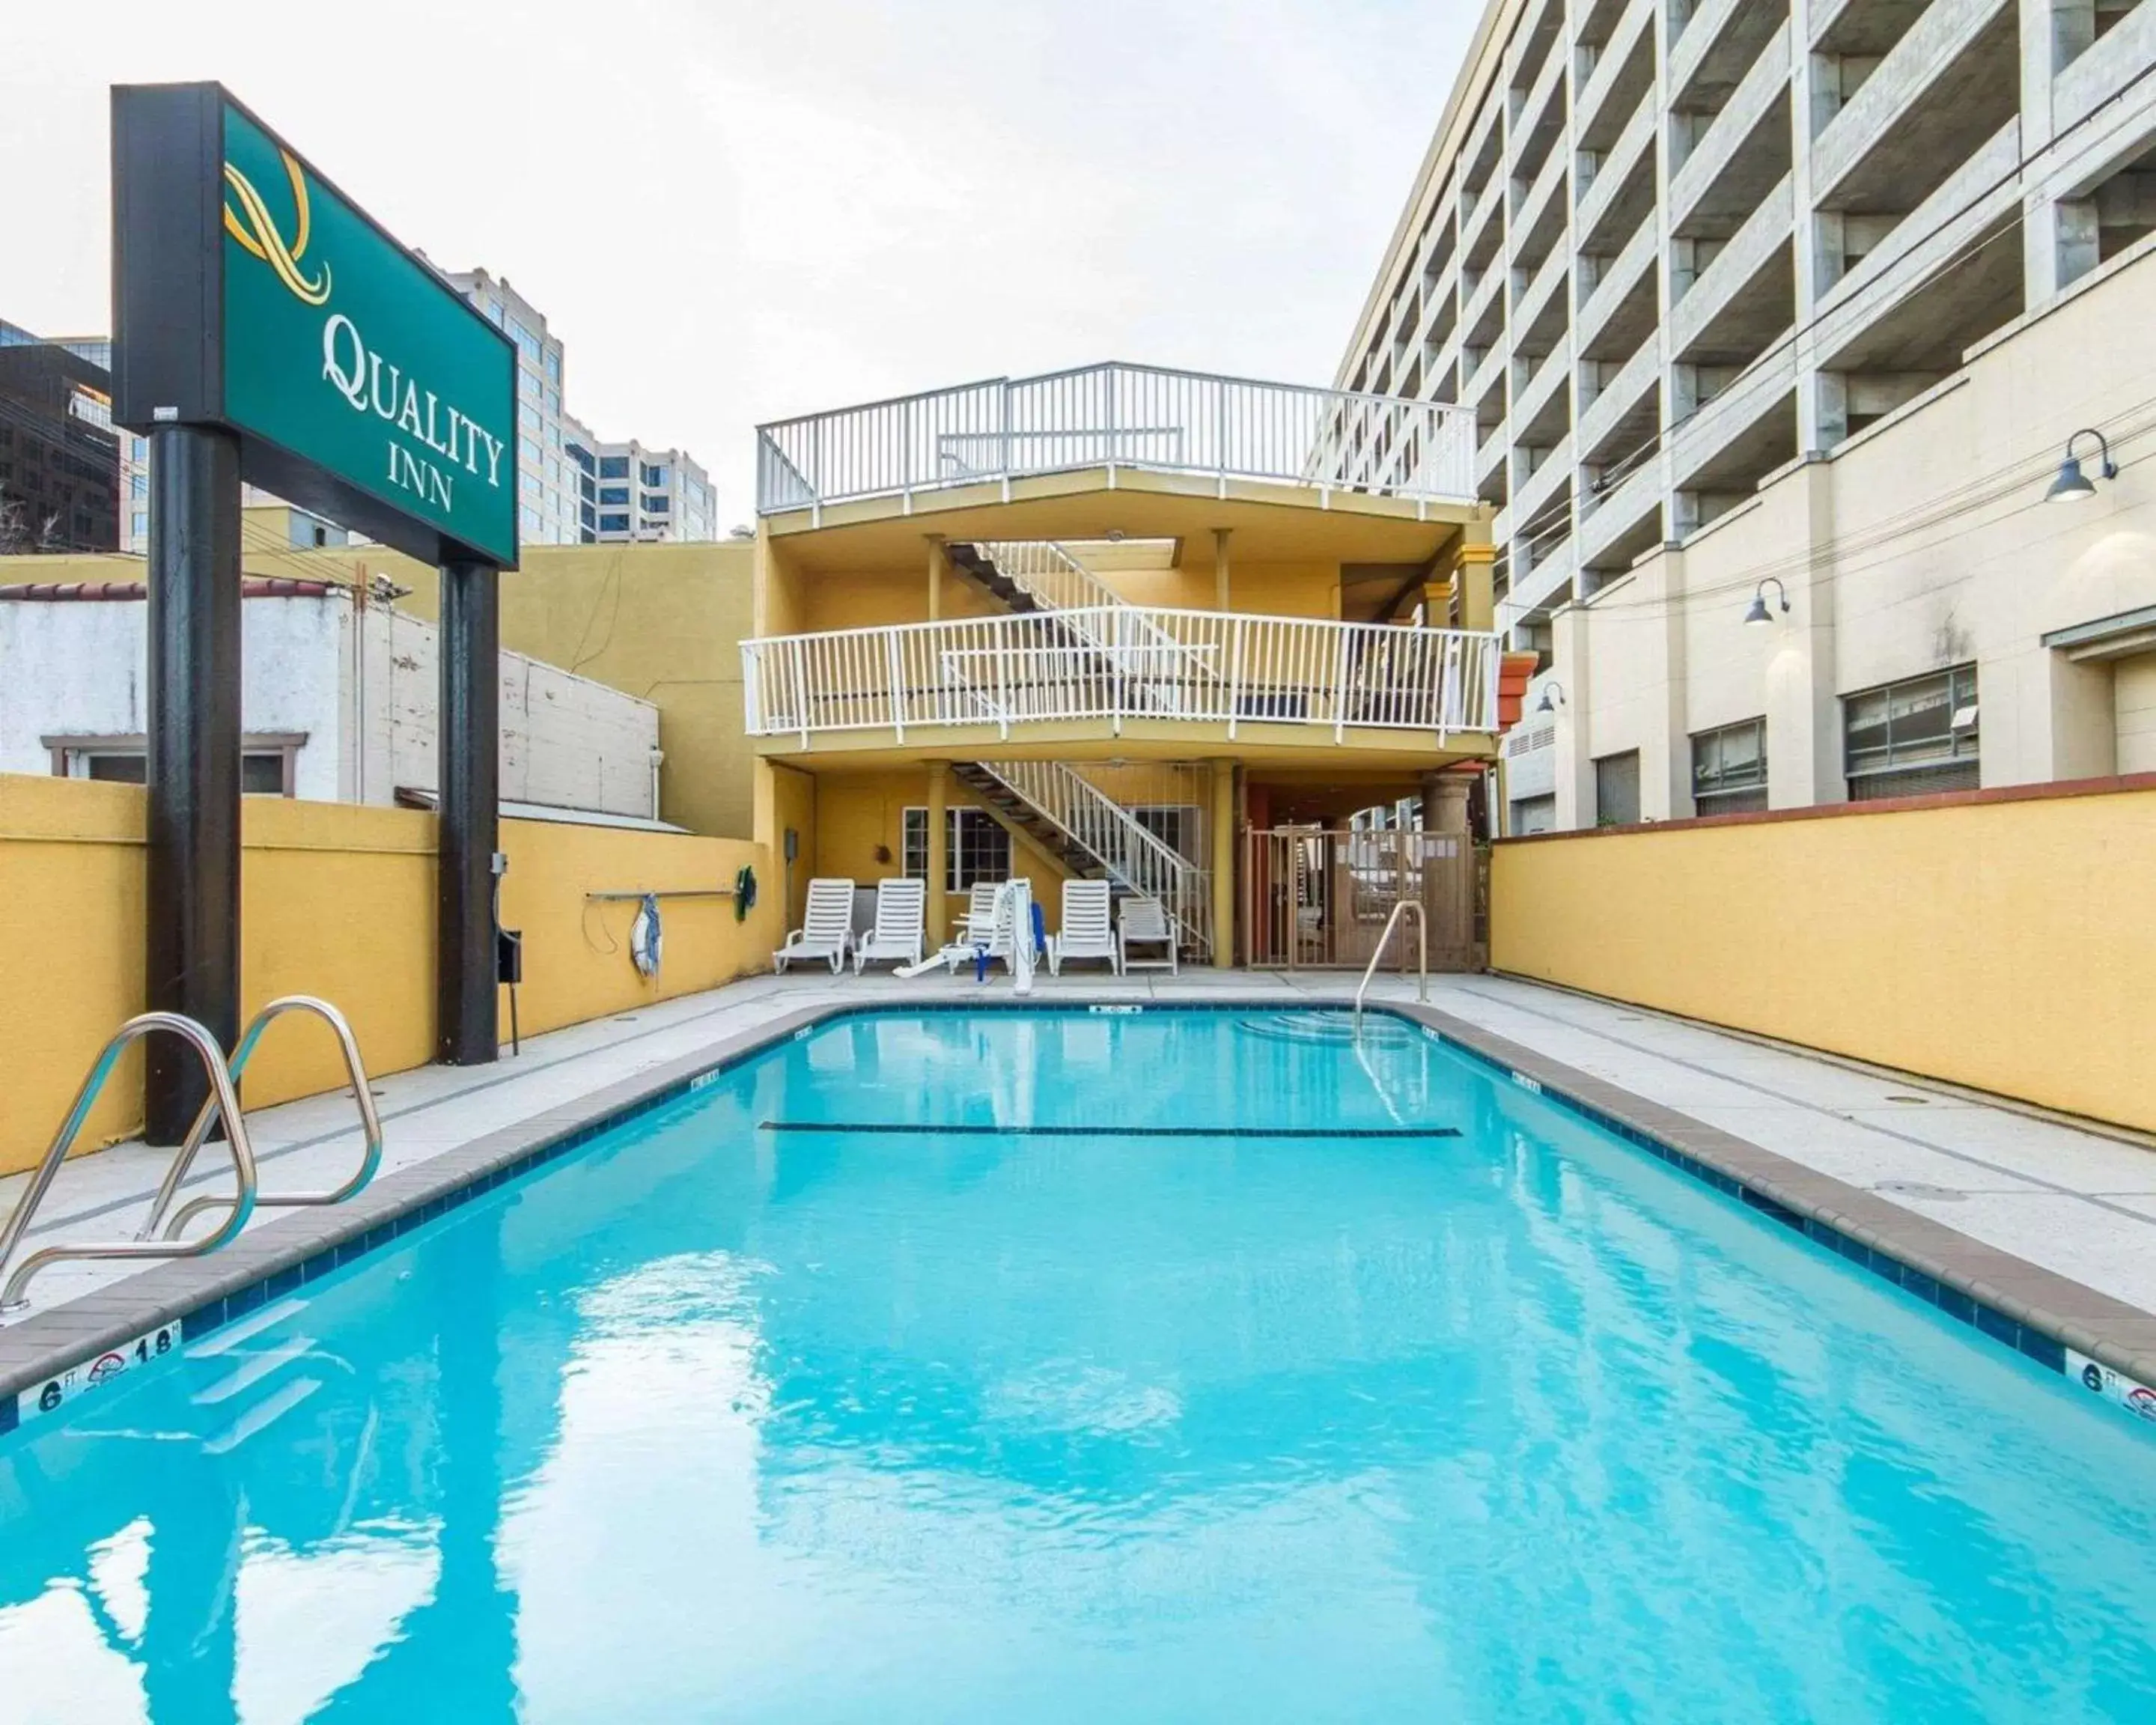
left=952, top=758, right=1212, bottom=960
left=948, top=541, right=1193, bottom=714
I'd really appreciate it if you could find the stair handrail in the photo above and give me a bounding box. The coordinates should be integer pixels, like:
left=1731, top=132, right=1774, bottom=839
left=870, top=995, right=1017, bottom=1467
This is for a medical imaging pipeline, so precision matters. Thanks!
left=978, top=758, right=1212, bottom=958
left=140, top=996, right=384, bottom=1244
left=0, top=1012, right=259, bottom=1315
left=970, top=541, right=1196, bottom=709
left=1353, top=900, right=1428, bottom=1029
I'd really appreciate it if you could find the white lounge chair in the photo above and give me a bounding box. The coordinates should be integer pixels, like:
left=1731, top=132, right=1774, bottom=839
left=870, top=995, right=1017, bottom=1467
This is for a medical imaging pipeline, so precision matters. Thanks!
left=943, top=879, right=1020, bottom=973
left=1049, top=879, right=1118, bottom=975
left=853, top=877, right=927, bottom=973
left=1118, top=896, right=1179, bottom=974
left=774, top=877, right=855, bottom=973
left=957, top=880, right=1001, bottom=943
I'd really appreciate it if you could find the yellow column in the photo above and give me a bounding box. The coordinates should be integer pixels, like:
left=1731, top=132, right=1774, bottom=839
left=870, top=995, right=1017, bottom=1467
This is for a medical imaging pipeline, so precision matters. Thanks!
left=1455, top=517, right=1496, bottom=633
left=1213, top=528, right=1231, bottom=610
left=1210, top=758, right=1237, bottom=968
left=925, top=761, right=949, bottom=944
left=926, top=535, right=945, bottom=622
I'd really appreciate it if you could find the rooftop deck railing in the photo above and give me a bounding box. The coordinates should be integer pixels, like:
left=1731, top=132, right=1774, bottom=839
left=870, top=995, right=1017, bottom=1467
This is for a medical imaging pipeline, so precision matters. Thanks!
left=755, top=362, right=1477, bottom=515
left=741, top=606, right=1501, bottom=745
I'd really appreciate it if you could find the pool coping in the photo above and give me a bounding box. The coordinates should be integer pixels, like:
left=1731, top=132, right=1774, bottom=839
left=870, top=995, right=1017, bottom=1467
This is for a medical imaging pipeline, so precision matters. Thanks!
left=2, top=992, right=2152, bottom=1439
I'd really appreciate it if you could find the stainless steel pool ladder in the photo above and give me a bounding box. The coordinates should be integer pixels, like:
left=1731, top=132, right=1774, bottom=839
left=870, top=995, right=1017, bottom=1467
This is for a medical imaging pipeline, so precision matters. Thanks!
left=1352, top=900, right=1428, bottom=1029
left=139, top=997, right=384, bottom=1243
left=0, top=997, right=383, bottom=1314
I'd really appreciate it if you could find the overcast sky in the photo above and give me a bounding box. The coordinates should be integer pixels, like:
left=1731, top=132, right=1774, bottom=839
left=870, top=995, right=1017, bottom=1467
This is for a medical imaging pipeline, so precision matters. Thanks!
left=1, top=0, right=1473, bottom=522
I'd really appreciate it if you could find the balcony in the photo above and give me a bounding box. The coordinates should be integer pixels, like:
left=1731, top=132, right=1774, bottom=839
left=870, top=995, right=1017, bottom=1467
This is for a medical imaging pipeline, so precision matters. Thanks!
left=755, top=362, right=1478, bottom=517
left=741, top=608, right=1502, bottom=749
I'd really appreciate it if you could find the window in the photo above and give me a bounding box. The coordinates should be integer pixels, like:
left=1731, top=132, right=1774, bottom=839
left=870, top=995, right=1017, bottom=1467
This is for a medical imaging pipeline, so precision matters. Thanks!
left=599, top=511, right=630, bottom=533
left=598, top=455, right=630, bottom=479
left=641, top=462, right=669, bottom=487
left=567, top=442, right=594, bottom=474
left=544, top=350, right=561, bottom=383
left=1594, top=750, right=1641, bottom=827
left=521, top=505, right=542, bottom=535
left=1131, top=804, right=1204, bottom=862
left=1691, top=718, right=1767, bottom=815
left=1844, top=665, right=1979, bottom=800
left=545, top=388, right=560, bottom=415
left=508, top=318, right=541, bottom=361
left=518, top=404, right=540, bottom=433
left=598, top=484, right=630, bottom=506
left=519, top=370, right=540, bottom=400
left=484, top=297, right=504, bottom=326
left=130, top=472, right=147, bottom=499
left=55, top=737, right=296, bottom=795
left=580, top=502, right=596, bottom=529
left=642, top=493, right=670, bottom=514
left=901, top=807, right=1012, bottom=890
left=1509, top=794, right=1556, bottom=836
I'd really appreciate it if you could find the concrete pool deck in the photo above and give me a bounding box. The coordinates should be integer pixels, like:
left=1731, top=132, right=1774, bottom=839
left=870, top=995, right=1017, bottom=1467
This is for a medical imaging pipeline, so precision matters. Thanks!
left=3, top=967, right=2155, bottom=1414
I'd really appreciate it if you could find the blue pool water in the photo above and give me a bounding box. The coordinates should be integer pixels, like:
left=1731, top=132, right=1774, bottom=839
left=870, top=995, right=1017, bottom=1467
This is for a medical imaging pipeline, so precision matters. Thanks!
left=2, top=1007, right=2154, bottom=1722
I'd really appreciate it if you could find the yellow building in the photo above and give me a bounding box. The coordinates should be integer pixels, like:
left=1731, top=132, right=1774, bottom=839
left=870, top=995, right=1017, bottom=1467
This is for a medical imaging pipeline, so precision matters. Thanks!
left=743, top=362, right=1517, bottom=967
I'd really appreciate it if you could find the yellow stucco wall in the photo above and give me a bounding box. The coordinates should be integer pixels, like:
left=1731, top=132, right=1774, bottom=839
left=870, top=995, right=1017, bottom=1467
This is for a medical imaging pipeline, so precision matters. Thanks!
left=810, top=769, right=1070, bottom=934
left=1490, top=783, right=2156, bottom=1134
left=397, top=541, right=762, bottom=840
left=0, top=775, right=781, bottom=1176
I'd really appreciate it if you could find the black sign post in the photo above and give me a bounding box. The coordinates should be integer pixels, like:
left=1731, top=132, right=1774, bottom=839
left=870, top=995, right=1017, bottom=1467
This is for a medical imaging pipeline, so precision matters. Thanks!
left=438, top=562, right=500, bottom=1065
left=142, top=425, right=244, bottom=1140
left=113, top=82, right=521, bottom=1127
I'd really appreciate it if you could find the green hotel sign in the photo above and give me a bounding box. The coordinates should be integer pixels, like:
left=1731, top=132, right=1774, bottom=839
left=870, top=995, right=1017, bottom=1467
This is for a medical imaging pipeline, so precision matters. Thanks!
left=114, top=85, right=518, bottom=568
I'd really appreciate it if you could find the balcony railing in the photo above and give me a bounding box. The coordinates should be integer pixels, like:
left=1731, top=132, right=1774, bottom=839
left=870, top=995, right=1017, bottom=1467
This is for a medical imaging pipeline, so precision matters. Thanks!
left=755, top=362, right=1477, bottom=515
left=741, top=607, right=1501, bottom=744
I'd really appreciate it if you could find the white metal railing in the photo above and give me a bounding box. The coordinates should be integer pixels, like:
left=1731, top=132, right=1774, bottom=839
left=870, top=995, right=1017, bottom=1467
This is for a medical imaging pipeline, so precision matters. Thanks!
left=975, top=540, right=1126, bottom=613
left=755, top=362, right=1477, bottom=514
left=978, top=758, right=1213, bottom=960
left=971, top=540, right=1189, bottom=703
left=741, top=607, right=1501, bottom=744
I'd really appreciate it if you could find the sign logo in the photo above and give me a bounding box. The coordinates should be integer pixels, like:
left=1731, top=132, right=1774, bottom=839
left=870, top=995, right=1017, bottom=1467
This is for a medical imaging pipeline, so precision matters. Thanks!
left=223, top=147, right=331, bottom=306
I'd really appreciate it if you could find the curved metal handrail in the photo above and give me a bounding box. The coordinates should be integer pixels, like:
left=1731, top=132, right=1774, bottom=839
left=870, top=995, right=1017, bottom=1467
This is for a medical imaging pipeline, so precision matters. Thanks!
left=141, top=996, right=383, bottom=1244
left=1353, top=900, right=1428, bottom=1029
left=0, top=1013, right=258, bottom=1314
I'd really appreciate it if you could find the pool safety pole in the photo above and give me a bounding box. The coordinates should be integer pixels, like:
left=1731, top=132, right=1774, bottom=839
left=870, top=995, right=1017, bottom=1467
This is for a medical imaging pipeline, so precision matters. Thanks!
left=437, top=559, right=501, bottom=1065
left=143, top=424, right=244, bottom=1144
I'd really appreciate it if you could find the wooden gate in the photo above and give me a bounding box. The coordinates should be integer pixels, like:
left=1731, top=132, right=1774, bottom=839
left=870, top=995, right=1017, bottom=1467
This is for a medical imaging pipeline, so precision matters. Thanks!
left=1243, top=828, right=1476, bottom=970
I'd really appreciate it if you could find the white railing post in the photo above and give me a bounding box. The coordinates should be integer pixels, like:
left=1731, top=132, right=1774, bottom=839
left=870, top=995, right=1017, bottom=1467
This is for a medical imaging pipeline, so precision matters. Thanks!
left=1333, top=629, right=1352, bottom=742
left=1226, top=616, right=1246, bottom=740
left=886, top=630, right=907, bottom=742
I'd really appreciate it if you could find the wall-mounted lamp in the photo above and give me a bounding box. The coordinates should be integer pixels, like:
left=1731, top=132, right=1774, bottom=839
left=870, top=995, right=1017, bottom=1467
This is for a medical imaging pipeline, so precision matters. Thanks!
left=1743, top=576, right=1790, bottom=627
left=2045, top=428, right=2116, bottom=503
left=1535, top=681, right=1566, bottom=714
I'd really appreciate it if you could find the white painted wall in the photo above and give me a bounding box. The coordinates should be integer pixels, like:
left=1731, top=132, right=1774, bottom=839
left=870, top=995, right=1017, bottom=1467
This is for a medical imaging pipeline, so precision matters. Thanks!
left=1541, top=241, right=2156, bottom=828
left=0, top=593, right=660, bottom=818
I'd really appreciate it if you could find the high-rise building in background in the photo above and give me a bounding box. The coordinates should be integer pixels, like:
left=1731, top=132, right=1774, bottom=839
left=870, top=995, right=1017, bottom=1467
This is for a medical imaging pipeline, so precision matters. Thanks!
left=0, top=320, right=120, bottom=553
left=442, top=269, right=582, bottom=546
left=445, top=268, right=716, bottom=546
left=1342, top=0, right=2156, bottom=833
left=563, top=422, right=716, bottom=544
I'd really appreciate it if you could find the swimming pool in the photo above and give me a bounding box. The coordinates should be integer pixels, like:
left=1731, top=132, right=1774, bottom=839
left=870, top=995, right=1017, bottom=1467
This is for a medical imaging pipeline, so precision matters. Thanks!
left=2, top=1006, right=2153, bottom=1721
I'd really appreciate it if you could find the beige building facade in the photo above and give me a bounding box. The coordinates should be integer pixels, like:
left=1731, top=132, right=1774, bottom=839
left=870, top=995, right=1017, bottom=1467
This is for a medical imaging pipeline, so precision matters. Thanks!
left=1344, top=0, right=2156, bottom=829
